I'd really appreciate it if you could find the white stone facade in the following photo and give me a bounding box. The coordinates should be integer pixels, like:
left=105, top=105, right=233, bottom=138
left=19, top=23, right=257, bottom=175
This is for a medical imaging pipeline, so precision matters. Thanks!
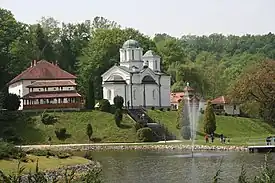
left=102, top=39, right=171, bottom=108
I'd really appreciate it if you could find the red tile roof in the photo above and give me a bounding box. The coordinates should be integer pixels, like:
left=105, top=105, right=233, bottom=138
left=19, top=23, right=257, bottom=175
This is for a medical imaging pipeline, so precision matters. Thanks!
left=211, top=96, right=231, bottom=104
left=170, top=92, right=185, bottom=103
left=26, top=80, right=76, bottom=88
left=9, top=60, right=76, bottom=84
left=22, top=91, right=81, bottom=99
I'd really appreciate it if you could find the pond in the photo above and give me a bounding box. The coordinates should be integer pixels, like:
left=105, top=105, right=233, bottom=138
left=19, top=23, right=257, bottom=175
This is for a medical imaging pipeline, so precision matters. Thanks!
left=87, top=150, right=275, bottom=183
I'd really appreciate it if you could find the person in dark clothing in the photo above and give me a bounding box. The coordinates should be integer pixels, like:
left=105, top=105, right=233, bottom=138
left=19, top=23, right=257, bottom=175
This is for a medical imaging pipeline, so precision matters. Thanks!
left=266, top=136, right=271, bottom=145
left=211, top=133, right=214, bottom=143
left=220, top=134, right=224, bottom=143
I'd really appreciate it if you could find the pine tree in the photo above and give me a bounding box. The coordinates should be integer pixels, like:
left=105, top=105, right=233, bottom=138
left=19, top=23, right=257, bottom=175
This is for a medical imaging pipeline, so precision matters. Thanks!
left=203, top=100, right=216, bottom=134
left=86, top=77, right=95, bottom=110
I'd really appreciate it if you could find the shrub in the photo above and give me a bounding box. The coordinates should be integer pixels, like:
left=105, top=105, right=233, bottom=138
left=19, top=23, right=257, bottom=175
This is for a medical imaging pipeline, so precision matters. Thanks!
left=41, top=112, right=57, bottom=125
left=55, top=128, right=69, bottom=140
left=134, top=122, right=144, bottom=132
left=84, top=151, right=93, bottom=160
left=57, top=152, right=71, bottom=159
left=137, top=127, right=153, bottom=142
left=0, top=141, right=25, bottom=160
left=26, top=149, right=55, bottom=157
left=167, top=108, right=170, bottom=111
left=159, top=108, right=164, bottom=111
left=114, top=109, right=123, bottom=127
left=113, top=95, right=124, bottom=109
left=86, top=123, right=93, bottom=141
left=151, top=106, right=155, bottom=110
left=2, top=127, right=22, bottom=143
left=99, top=99, right=111, bottom=112
left=2, top=93, right=21, bottom=111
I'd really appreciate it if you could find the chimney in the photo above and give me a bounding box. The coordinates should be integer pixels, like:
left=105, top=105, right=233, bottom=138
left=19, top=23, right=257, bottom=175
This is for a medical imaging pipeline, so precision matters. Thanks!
left=55, top=60, right=59, bottom=66
left=33, top=60, right=37, bottom=66
left=30, top=60, right=33, bottom=67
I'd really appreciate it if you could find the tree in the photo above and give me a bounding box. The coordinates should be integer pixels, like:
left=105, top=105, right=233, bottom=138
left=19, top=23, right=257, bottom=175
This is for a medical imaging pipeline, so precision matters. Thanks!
left=230, top=60, right=275, bottom=122
left=203, top=100, right=216, bottom=134
left=113, top=95, right=124, bottom=109
left=86, top=77, right=95, bottom=109
left=176, top=99, right=184, bottom=129
left=86, top=124, right=93, bottom=141
left=2, top=93, right=21, bottom=111
left=114, top=109, right=123, bottom=127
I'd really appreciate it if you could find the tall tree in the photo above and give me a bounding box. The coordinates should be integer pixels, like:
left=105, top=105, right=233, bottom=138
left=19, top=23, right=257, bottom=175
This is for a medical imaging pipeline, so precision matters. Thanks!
left=86, top=76, right=95, bottom=110
left=203, top=101, right=216, bottom=134
left=230, top=60, right=275, bottom=122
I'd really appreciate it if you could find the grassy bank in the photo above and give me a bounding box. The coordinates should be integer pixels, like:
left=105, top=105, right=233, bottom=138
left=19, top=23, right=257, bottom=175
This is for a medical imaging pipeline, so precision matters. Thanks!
left=1, top=111, right=137, bottom=144
left=148, top=109, right=275, bottom=145
left=0, top=155, right=89, bottom=174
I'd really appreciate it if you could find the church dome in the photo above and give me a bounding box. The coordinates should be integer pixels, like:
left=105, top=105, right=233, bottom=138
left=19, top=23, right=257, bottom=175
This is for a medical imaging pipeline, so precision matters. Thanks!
left=143, top=50, right=161, bottom=57
left=122, top=39, right=140, bottom=48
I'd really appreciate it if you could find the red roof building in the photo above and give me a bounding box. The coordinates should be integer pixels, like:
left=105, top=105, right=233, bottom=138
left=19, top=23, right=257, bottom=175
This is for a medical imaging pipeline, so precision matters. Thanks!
left=211, top=96, right=240, bottom=115
left=8, top=60, right=83, bottom=110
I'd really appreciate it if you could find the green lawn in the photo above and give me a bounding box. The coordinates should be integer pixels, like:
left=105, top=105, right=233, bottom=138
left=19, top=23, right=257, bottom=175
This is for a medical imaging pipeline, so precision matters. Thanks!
left=7, top=111, right=137, bottom=144
left=0, top=155, right=89, bottom=174
left=147, top=110, right=275, bottom=145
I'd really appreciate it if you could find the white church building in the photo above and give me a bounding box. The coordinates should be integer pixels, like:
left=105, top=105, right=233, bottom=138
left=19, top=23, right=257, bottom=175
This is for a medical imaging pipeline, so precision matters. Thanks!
left=101, top=39, right=171, bottom=109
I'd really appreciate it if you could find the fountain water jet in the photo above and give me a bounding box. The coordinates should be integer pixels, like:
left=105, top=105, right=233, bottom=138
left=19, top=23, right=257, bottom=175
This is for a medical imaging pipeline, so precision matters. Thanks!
left=181, top=82, right=201, bottom=157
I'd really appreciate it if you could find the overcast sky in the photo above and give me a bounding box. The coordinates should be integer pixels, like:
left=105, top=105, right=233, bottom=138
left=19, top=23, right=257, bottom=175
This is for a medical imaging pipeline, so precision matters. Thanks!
left=1, top=0, right=275, bottom=37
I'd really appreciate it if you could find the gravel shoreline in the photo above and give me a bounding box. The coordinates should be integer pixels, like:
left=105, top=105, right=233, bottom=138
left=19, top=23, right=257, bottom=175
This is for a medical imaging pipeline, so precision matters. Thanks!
left=19, top=144, right=248, bottom=152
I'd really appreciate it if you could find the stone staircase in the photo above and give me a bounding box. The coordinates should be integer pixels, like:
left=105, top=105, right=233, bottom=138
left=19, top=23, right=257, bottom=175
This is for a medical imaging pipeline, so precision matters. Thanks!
left=127, top=108, right=176, bottom=141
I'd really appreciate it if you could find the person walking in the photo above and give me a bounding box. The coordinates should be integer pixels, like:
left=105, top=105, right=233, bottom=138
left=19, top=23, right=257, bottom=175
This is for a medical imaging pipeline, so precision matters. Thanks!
left=220, top=134, right=224, bottom=144
left=205, top=134, right=209, bottom=143
left=211, top=133, right=214, bottom=143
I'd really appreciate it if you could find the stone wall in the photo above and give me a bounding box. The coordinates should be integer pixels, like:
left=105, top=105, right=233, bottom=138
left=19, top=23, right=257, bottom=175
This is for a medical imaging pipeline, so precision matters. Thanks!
left=19, top=161, right=101, bottom=183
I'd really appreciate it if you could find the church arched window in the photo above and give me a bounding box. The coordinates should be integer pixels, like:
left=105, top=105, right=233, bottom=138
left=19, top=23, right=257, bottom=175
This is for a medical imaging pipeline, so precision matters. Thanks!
left=133, top=90, right=136, bottom=100
left=132, top=50, right=135, bottom=60
left=107, top=89, right=111, bottom=100
left=152, top=89, right=155, bottom=99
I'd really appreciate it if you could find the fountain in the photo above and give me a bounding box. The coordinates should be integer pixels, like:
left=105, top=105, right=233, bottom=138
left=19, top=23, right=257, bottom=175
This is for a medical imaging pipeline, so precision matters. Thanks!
left=181, top=82, right=201, bottom=157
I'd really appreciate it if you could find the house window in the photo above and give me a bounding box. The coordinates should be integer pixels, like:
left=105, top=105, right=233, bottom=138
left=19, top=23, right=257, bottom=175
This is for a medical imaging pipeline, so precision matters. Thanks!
left=133, top=90, right=136, bottom=100
left=152, top=89, right=155, bottom=99
left=107, top=90, right=111, bottom=100
left=132, top=50, right=134, bottom=60
left=60, top=87, right=63, bottom=91
left=38, top=89, right=41, bottom=91
left=155, top=61, right=157, bottom=70
left=233, top=105, right=236, bottom=110
left=60, top=98, right=64, bottom=103
left=18, top=89, right=21, bottom=96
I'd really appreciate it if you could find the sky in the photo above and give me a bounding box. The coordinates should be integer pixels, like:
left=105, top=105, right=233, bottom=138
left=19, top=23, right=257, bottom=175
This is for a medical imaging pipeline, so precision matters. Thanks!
left=1, top=0, right=275, bottom=38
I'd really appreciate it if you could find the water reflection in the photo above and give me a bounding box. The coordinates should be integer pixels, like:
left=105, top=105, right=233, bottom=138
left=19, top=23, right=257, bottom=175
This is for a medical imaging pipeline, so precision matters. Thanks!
left=87, top=150, right=275, bottom=183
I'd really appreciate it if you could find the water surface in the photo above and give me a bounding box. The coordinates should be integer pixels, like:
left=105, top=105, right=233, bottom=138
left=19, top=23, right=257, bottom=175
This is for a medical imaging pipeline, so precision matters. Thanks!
left=87, top=150, right=275, bottom=183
